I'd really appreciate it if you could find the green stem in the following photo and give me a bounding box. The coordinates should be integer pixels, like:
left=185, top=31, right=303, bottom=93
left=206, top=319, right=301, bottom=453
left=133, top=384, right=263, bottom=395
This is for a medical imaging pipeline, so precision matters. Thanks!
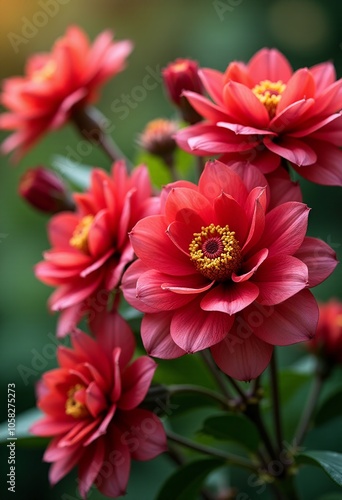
left=168, top=384, right=232, bottom=410
left=294, top=366, right=324, bottom=446
left=72, top=106, right=132, bottom=168
left=166, top=430, right=259, bottom=472
left=270, top=349, right=283, bottom=453
left=200, top=351, right=233, bottom=400
left=245, top=401, right=277, bottom=462
left=225, top=376, right=248, bottom=403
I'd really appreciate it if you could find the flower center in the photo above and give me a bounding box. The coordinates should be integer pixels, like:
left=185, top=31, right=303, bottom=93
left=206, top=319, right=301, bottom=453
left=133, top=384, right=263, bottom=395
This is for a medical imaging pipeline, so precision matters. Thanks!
left=32, top=60, right=56, bottom=83
left=252, top=80, right=286, bottom=118
left=189, top=223, right=242, bottom=281
left=65, top=384, right=89, bottom=419
left=69, top=215, right=94, bottom=253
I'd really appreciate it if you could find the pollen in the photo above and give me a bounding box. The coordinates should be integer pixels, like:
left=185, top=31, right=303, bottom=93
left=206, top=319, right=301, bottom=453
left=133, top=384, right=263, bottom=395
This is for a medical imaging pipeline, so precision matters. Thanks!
left=189, top=223, right=242, bottom=281
left=69, top=215, right=94, bottom=253
left=252, top=80, right=286, bottom=118
left=32, top=60, right=57, bottom=83
left=65, top=384, right=89, bottom=419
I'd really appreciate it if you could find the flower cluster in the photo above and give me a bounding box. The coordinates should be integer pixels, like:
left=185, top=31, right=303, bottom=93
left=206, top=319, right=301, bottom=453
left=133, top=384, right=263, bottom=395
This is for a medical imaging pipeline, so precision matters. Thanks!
left=1, top=24, right=341, bottom=499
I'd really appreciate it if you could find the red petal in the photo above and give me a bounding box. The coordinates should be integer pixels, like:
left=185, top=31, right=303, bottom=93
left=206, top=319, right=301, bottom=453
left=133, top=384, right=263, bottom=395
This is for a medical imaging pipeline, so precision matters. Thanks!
left=211, top=327, right=273, bottom=381
left=250, top=289, right=318, bottom=345
left=141, top=311, right=186, bottom=359
left=223, top=81, right=269, bottom=128
left=171, top=298, right=234, bottom=352
left=199, top=68, right=226, bottom=105
left=264, top=136, right=317, bottom=166
left=277, top=69, right=315, bottom=114
left=247, top=48, right=293, bottom=84
left=119, top=357, right=157, bottom=410
left=292, top=140, right=342, bottom=186
left=253, top=255, right=308, bottom=305
left=294, top=237, right=338, bottom=287
left=78, top=439, right=105, bottom=499
left=201, top=282, right=259, bottom=315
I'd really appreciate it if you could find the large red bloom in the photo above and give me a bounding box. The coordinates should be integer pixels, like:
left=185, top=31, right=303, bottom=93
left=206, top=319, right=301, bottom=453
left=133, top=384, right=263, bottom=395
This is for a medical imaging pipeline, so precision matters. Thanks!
left=35, top=161, right=158, bottom=337
left=0, top=26, right=132, bottom=159
left=176, top=48, right=342, bottom=186
left=122, top=160, right=337, bottom=381
left=30, top=310, right=167, bottom=498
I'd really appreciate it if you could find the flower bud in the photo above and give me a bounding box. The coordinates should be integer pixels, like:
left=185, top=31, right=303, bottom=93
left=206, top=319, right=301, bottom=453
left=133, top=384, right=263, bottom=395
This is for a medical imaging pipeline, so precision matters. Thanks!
left=306, top=299, right=342, bottom=365
left=138, top=119, right=179, bottom=166
left=162, top=58, right=204, bottom=124
left=18, top=167, right=74, bottom=213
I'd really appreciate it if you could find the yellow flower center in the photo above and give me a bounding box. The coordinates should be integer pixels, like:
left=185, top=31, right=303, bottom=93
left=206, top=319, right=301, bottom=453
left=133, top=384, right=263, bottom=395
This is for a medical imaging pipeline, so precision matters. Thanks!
left=69, top=215, right=94, bottom=253
left=65, top=384, right=89, bottom=419
left=31, top=60, right=56, bottom=83
left=189, top=223, right=242, bottom=281
left=252, top=80, right=286, bottom=118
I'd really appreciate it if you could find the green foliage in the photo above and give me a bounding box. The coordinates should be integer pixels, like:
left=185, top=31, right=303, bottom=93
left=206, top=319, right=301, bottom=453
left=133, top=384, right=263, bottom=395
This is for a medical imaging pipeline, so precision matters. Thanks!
left=297, top=451, right=342, bottom=487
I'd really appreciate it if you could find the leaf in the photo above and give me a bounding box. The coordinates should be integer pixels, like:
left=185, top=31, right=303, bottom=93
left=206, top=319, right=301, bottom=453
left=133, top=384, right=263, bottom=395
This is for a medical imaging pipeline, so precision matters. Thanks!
left=156, top=458, right=224, bottom=500
left=200, top=413, right=260, bottom=452
left=315, top=388, right=342, bottom=426
left=51, top=155, right=93, bottom=191
left=0, top=408, right=45, bottom=446
left=297, top=450, right=342, bottom=487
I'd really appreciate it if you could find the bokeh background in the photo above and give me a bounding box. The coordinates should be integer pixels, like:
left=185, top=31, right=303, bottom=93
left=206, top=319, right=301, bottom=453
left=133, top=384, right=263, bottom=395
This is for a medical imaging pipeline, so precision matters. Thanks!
left=0, top=0, right=342, bottom=499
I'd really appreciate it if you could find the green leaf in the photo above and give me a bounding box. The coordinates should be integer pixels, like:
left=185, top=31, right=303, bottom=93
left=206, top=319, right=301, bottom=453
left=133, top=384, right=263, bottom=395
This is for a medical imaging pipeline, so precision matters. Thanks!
left=297, top=450, right=342, bottom=487
left=156, top=458, right=224, bottom=500
left=200, top=413, right=260, bottom=452
left=51, top=155, right=93, bottom=191
left=0, top=408, right=45, bottom=446
left=315, top=388, right=342, bottom=426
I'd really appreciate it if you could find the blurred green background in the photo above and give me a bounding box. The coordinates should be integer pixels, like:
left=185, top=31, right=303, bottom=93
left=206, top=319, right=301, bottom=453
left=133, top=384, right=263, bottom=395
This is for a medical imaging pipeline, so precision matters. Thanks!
left=0, top=0, right=342, bottom=498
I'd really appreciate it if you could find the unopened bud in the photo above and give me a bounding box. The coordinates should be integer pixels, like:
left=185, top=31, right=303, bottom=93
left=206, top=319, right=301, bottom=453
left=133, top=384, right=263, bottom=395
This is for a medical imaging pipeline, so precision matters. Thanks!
left=18, top=167, right=74, bottom=214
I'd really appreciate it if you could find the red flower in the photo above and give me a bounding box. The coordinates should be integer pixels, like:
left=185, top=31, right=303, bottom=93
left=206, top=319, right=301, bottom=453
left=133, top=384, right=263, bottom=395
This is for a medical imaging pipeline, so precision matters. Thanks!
left=176, top=48, right=342, bottom=186
left=35, top=161, right=158, bottom=337
left=18, top=166, right=74, bottom=214
left=306, top=299, right=342, bottom=364
left=122, top=160, right=337, bottom=381
left=0, top=26, right=132, bottom=160
left=162, top=58, right=204, bottom=124
left=30, top=310, right=167, bottom=498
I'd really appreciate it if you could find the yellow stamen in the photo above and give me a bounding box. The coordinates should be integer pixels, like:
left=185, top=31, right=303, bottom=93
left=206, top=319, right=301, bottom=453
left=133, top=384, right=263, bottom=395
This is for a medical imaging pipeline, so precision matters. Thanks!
left=31, top=60, right=56, bottom=83
left=69, top=215, right=94, bottom=253
left=189, top=223, right=241, bottom=281
left=65, top=384, right=89, bottom=419
left=252, top=80, right=286, bottom=118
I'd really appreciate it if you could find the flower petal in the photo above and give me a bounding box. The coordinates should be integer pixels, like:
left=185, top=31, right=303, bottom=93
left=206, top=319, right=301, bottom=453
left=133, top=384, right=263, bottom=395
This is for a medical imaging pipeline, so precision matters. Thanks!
left=201, top=282, right=259, bottom=315
left=250, top=289, right=318, bottom=345
left=253, top=255, right=308, bottom=305
left=247, top=48, right=293, bottom=84
left=211, top=327, right=273, bottom=381
left=171, top=297, right=234, bottom=352
left=141, top=311, right=186, bottom=358
left=264, top=136, right=317, bottom=166
left=119, top=357, right=157, bottom=410
left=294, top=237, right=338, bottom=287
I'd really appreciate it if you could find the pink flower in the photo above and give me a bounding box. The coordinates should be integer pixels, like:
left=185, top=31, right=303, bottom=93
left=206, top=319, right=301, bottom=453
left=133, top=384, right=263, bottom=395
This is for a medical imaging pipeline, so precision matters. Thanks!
left=35, top=161, right=158, bottom=337
left=0, top=26, right=132, bottom=160
left=306, top=299, right=342, bottom=365
left=30, top=310, right=167, bottom=498
left=176, top=48, right=342, bottom=186
left=122, top=160, right=337, bottom=381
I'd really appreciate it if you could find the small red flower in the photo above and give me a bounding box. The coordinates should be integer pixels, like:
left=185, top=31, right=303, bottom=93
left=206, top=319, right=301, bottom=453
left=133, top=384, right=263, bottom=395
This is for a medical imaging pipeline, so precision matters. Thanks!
left=176, top=48, right=342, bottom=186
left=162, top=58, right=204, bottom=124
left=35, top=161, right=159, bottom=337
left=30, top=310, right=167, bottom=499
left=306, top=299, right=342, bottom=364
left=18, top=167, right=74, bottom=214
left=122, top=160, right=337, bottom=381
left=0, top=26, right=132, bottom=160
